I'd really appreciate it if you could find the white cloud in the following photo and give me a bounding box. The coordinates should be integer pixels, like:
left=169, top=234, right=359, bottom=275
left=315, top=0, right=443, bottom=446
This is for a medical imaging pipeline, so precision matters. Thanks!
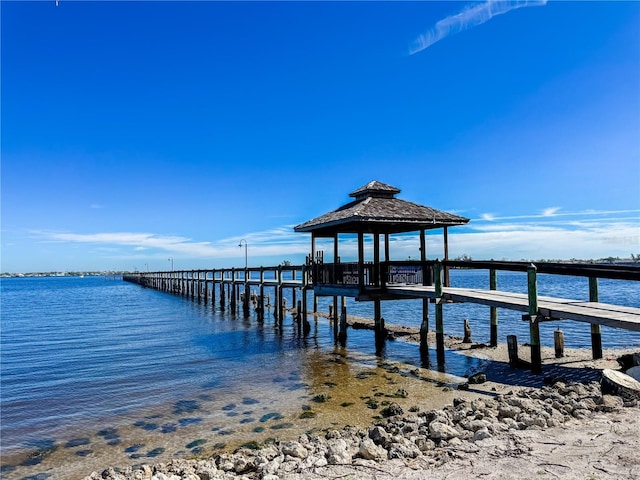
left=541, top=206, right=560, bottom=217
left=410, top=0, right=547, bottom=55
left=29, top=206, right=639, bottom=270
left=36, top=231, right=221, bottom=257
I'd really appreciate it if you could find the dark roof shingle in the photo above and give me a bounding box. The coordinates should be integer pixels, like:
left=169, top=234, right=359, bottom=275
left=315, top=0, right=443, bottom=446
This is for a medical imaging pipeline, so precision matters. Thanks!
left=294, top=181, right=469, bottom=234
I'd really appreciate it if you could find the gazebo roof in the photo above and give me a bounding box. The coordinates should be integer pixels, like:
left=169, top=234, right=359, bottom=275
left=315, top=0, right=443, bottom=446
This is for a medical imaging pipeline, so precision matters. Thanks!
left=294, top=180, right=469, bottom=235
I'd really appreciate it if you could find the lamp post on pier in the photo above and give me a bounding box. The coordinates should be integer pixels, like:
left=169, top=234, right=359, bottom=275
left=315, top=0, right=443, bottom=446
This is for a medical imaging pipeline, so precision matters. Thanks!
left=168, top=257, right=173, bottom=271
left=238, top=239, right=248, bottom=270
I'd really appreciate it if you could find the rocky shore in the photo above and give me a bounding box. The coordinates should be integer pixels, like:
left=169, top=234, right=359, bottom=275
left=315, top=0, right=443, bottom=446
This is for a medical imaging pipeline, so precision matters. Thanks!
left=83, top=374, right=640, bottom=480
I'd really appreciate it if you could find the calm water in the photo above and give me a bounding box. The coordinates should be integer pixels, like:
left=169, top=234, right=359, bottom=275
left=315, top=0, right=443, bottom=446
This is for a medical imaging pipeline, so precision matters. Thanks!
left=1, top=271, right=639, bottom=478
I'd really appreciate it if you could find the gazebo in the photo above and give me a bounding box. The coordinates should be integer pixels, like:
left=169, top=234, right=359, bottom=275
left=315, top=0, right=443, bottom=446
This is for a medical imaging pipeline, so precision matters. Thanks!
left=294, top=180, right=469, bottom=346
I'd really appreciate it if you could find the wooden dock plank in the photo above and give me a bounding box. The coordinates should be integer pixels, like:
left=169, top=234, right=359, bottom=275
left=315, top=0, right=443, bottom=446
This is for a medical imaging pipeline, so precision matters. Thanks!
left=386, top=285, right=640, bottom=332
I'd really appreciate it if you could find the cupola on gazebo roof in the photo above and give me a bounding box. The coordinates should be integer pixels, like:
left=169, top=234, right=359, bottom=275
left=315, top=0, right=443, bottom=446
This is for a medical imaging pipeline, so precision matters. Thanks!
left=294, top=180, right=469, bottom=236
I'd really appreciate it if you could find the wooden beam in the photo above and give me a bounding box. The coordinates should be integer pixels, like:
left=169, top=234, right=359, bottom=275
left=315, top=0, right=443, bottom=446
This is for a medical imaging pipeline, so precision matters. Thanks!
left=589, top=276, right=603, bottom=359
left=527, top=264, right=542, bottom=373
left=490, top=268, right=498, bottom=347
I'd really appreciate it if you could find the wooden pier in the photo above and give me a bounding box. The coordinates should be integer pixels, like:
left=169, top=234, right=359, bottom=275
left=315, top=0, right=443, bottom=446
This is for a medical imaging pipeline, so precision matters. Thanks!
left=123, top=259, right=640, bottom=374
left=124, top=181, right=640, bottom=374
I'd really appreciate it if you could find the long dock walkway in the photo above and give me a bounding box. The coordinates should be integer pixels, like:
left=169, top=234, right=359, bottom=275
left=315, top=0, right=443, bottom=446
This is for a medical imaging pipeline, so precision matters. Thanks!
left=387, top=285, right=640, bottom=332
left=124, top=260, right=640, bottom=374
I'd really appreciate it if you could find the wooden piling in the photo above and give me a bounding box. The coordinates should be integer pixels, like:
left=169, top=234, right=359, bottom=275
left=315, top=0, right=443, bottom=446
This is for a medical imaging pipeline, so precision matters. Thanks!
left=339, top=296, right=347, bottom=344
left=589, top=277, right=603, bottom=359
left=420, top=299, right=428, bottom=352
left=554, top=329, right=565, bottom=358
left=434, top=260, right=445, bottom=366
left=463, top=318, right=472, bottom=343
left=527, top=264, right=542, bottom=373
left=243, top=268, right=250, bottom=317
left=276, top=266, right=283, bottom=323
left=489, top=268, right=498, bottom=347
left=507, top=335, right=519, bottom=366
left=230, top=269, right=236, bottom=312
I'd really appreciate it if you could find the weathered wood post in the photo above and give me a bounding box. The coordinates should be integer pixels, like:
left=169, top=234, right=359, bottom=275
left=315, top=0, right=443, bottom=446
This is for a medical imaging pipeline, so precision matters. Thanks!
left=219, top=271, right=225, bottom=308
left=374, top=299, right=385, bottom=340
left=302, top=265, right=308, bottom=320
left=339, top=296, right=347, bottom=344
left=463, top=318, right=472, bottom=343
left=434, top=260, right=445, bottom=367
left=554, top=329, right=565, bottom=358
left=243, top=267, right=250, bottom=318
left=332, top=295, right=338, bottom=340
left=489, top=268, right=498, bottom=347
left=507, top=335, right=519, bottom=366
left=276, top=266, right=283, bottom=323
left=527, top=264, right=542, bottom=373
left=291, top=268, right=297, bottom=309
left=258, top=267, right=265, bottom=320
left=589, top=277, right=603, bottom=359
left=211, top=270, right=216, bottom=305
left=420, top=240, right=429, bottom=357
left=230, top=268, right=236, bottom=312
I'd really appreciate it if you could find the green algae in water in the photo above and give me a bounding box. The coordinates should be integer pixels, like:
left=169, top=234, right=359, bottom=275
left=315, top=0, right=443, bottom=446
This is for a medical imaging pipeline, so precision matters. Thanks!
left=186, top=439, right=206, bottom=449
left=236, top=440, right=261, bottom=451
left=253, top=426, right=265, bottom=433
left=173, top=400, right=200, bottom=415
left=65, top=438, right=90, bottom=448
left=146, top=447, right=165, bottom=458
left=124, top=444, right=144, bottom=453
left=270, top=422, right=294, bottom=430
left=299, top=410, right=316, bottom=419
left=259, top=412, right=284, bottom=422
left=312, top=393, right=330, bottom=403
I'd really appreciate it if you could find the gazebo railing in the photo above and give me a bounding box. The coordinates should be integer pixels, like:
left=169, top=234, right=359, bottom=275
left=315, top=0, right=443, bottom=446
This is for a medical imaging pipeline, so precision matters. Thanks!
left=312, top=262, right=376, bottom=287
left=312, top=261, right=436, bottom=289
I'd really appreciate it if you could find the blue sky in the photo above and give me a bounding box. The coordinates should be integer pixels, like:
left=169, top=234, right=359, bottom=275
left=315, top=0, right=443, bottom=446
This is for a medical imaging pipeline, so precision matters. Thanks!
left=2, top=1, right=639, bottom=272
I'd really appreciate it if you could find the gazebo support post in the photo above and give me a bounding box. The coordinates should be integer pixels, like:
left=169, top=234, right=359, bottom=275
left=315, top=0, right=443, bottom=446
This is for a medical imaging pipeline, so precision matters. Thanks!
left=443, top=226, right=450, bottom=287
left=357, top=232, right=364, bottom=293
left=419, top=229, right=429, bottom=354
left=435, top=260, right=445, bottom=368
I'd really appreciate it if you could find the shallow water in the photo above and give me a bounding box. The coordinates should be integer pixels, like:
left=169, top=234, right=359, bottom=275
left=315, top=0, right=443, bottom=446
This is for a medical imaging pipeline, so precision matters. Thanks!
left=1, top=272, right=638, bottom=479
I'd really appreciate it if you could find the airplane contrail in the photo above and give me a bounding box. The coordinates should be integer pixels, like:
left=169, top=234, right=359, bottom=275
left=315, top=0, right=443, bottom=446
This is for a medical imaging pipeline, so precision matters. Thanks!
left=410, top=0, right=547, bottom=55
